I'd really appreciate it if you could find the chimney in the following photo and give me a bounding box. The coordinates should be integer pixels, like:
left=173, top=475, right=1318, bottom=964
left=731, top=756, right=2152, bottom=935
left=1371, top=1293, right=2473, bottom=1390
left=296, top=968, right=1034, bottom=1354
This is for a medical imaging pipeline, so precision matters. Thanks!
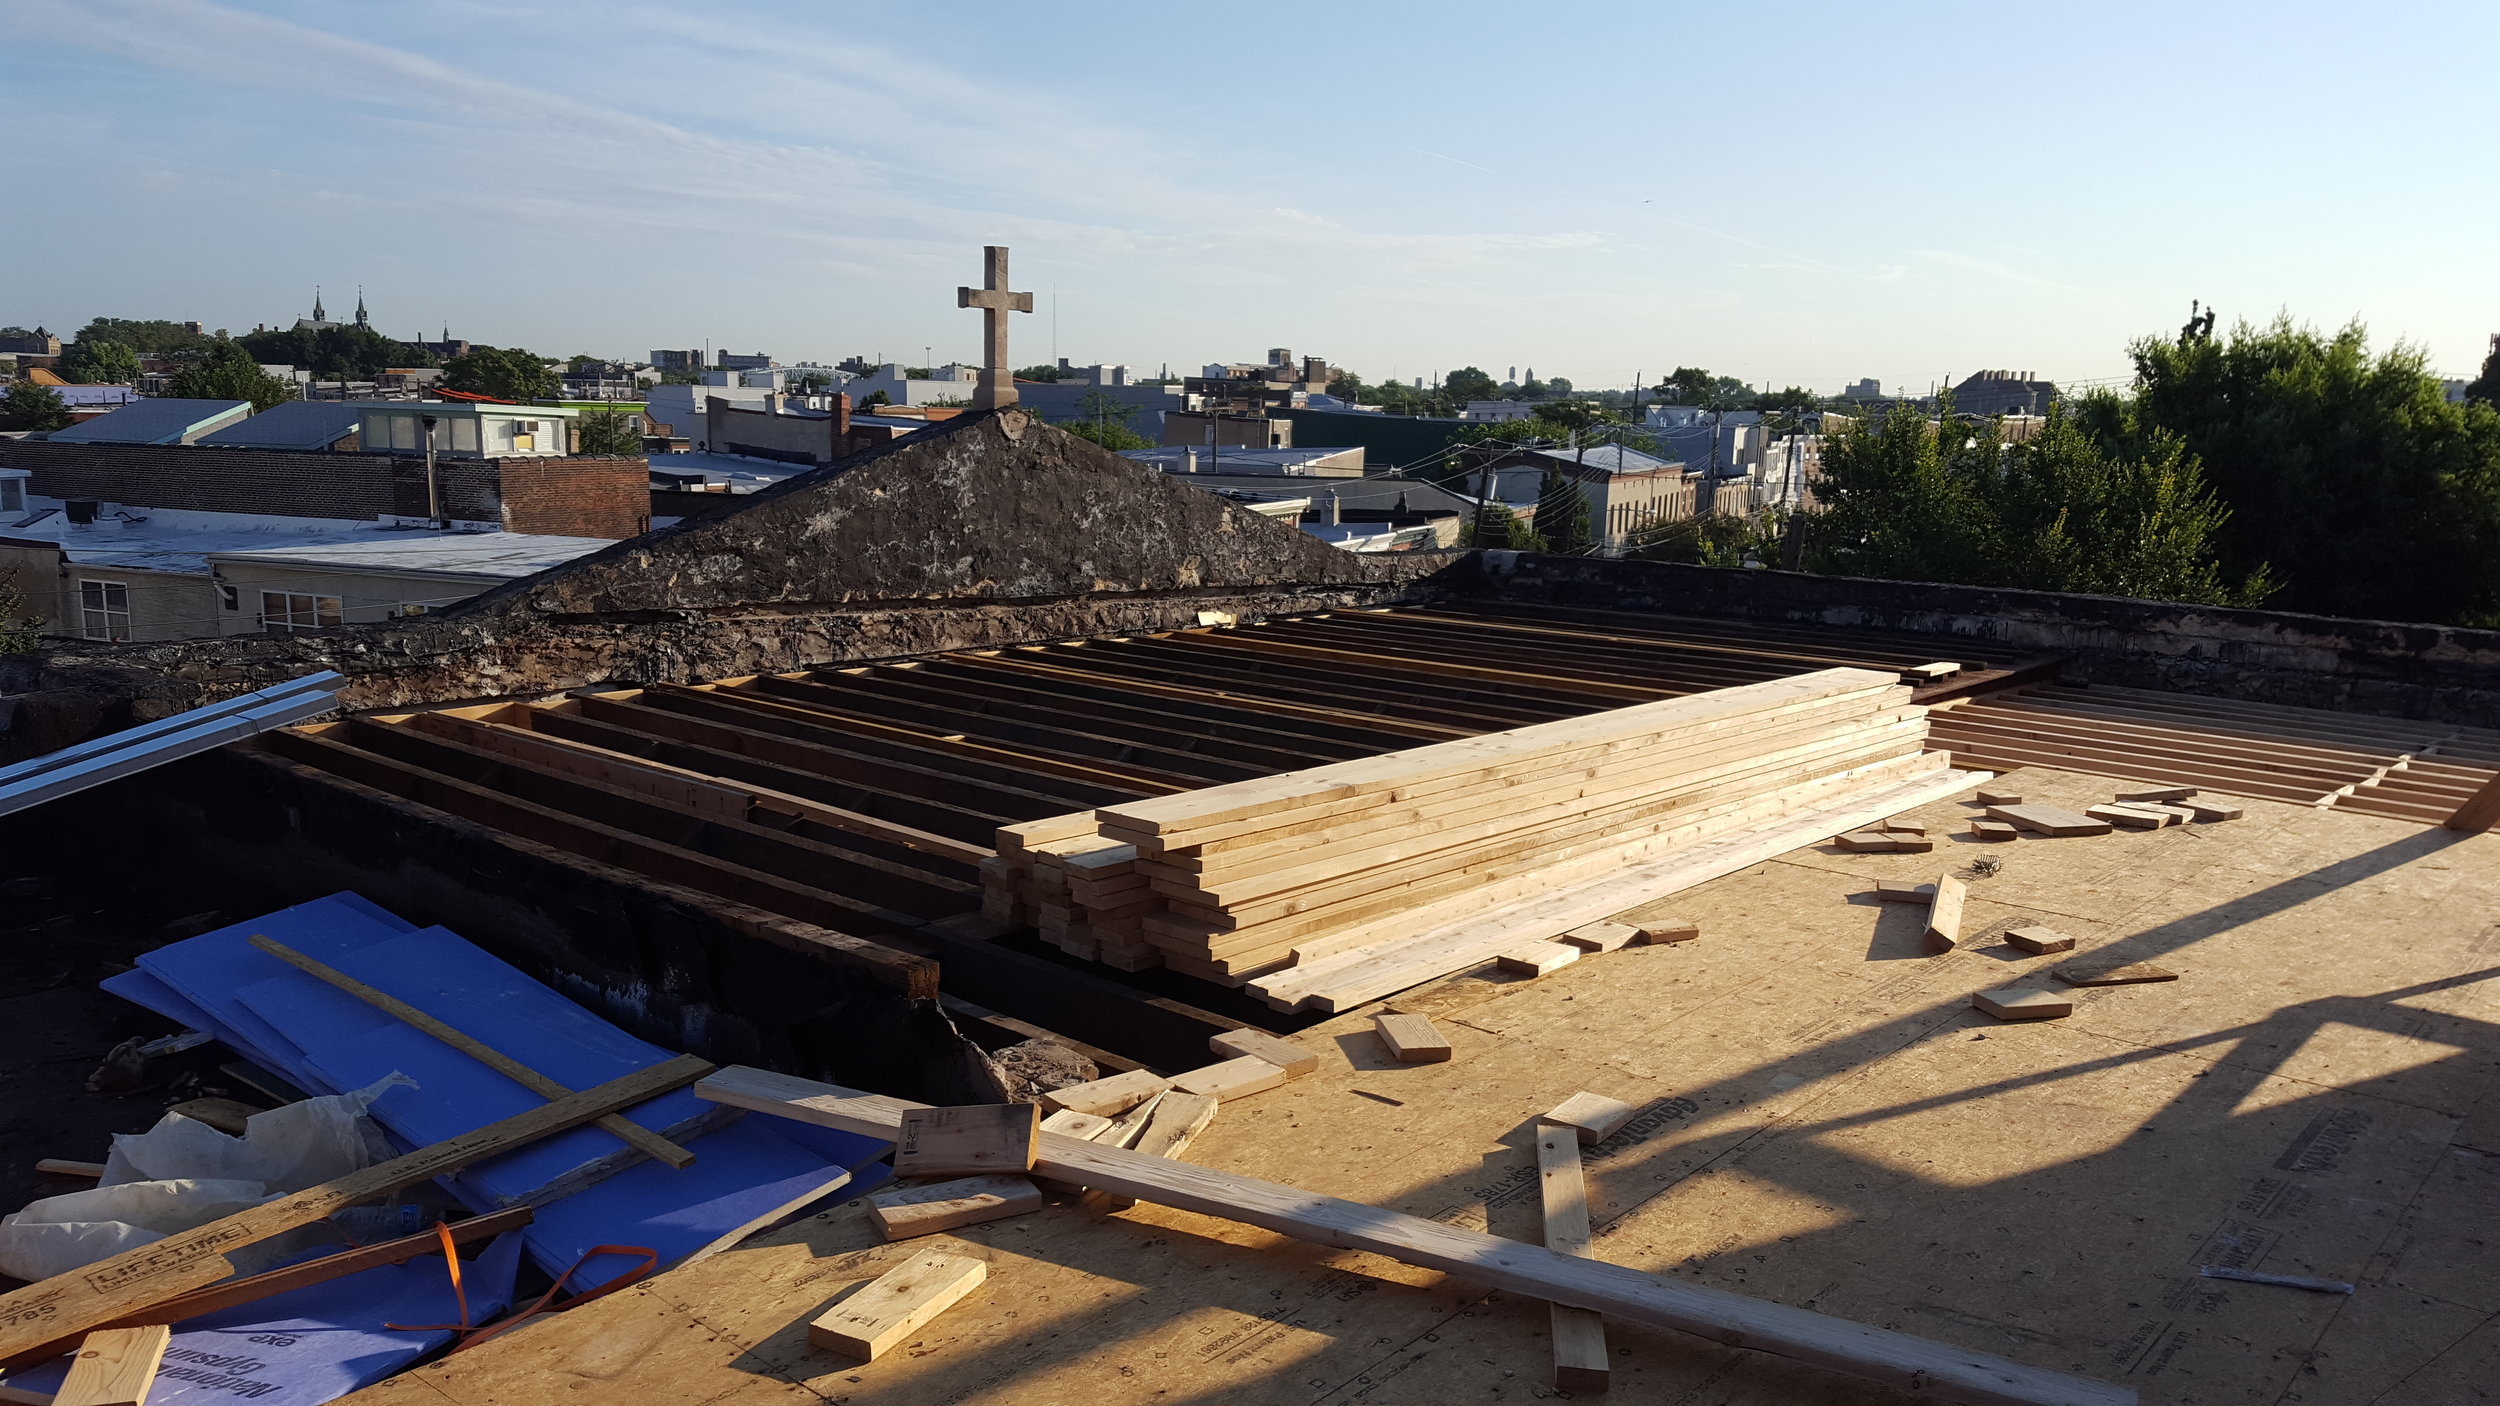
left=832, top=392, right=852, bottom=459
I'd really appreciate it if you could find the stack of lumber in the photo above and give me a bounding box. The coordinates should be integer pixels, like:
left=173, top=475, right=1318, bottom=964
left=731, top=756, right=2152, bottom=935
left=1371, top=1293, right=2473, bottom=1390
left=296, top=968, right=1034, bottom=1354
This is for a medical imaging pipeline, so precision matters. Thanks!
left=987, top=819, right=1166, bottom=971
left=1056, top=669, right=1939, bottom=1002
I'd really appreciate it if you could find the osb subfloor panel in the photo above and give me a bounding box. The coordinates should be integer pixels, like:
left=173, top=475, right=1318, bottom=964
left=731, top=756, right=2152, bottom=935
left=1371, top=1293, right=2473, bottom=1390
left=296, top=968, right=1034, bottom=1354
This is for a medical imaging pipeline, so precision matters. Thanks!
left=347, top=767, right=2500, bottom=1406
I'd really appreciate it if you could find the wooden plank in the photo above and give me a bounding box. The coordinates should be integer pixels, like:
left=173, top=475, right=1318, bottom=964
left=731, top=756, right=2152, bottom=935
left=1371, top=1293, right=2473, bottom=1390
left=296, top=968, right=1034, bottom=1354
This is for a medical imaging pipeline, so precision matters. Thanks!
left=2115, top=786, right=2197, bottom=803
left=1207, top=1028, right=1318, bottom=1078
left=2444, top=769, right=2500, bottom=832
left=1495, top=942, right=1582, bottom=978
left=1537, top=1122, right=1610, bottom=1394
left=1544, top=1092, right=1637, bottom=1146
left=0, top=1054, right=709, bottom=1364
left=698, top=1068, right=2135, bottom=1406
left=1558, top=921, right=1639, bottom=953
left=807, top=1249, right=988, bottom=1360
left=2086, top=804, right=2169, bottom=830
left=893, top=1104, right=1039, bottom=1179
left=1633, top=918, right=1701, bottom=945
left=1972, top=989, right=2073, bottom=1021
left=249, top=935, right=697, bottom=1171
left=1374, top=1013, right=1453, bottom=1063
left=162, top=1099, right=261, bottom=1137
left=1870, top=880, right=1937, bottom=904
left=1984, top=804, right=2112, bottom=838
left=1971, top=819, right=2019, bottom=841
left=2056, top=961, right=2180, bottom=986
left=2003, top=926, right=2077, bottom=955
left=2185, top=799, right=2246, bottom=822
left=34, top=1160, right=104, bottom=1179
left=868, top=1175, right=1044, bottom=1240
left=1925, top=876, right=1968, bottom=954
left=1130, top=1091, right=1222, bottom=1160
left=53, top=1325, right=169, bottom=1406
left=1975, top=788, right=2022, bottom=805
left=1038, top=1070, right=1169, bottom=1118
left=1170, top=1057, right=1288, bottom=1102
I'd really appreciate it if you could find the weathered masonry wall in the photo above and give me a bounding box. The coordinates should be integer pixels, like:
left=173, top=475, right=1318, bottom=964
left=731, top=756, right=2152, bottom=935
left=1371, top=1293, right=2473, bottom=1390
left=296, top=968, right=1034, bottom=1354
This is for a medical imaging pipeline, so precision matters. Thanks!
left=0, top=439, right=651, bottom=539
left=1482, top=553, right=2500, bottom=727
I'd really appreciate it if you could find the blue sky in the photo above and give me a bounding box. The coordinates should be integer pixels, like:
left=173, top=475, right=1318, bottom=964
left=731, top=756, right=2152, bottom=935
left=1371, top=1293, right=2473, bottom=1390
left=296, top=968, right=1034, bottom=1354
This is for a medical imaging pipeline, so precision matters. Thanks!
left=4, top=1, right=2493, bottom=394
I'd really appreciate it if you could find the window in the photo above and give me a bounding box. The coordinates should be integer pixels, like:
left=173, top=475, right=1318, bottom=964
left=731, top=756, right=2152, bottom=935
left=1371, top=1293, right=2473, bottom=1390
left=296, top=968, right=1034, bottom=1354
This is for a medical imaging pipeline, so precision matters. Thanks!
left=0, top=478, right=23, bottom=514
left=79, top=580, right=130, bottom=640
left=218, top=584, right=239, bottom=611
left=450, top=418, right=479, bottom=452
left=261, top=591, right=342, bottom=633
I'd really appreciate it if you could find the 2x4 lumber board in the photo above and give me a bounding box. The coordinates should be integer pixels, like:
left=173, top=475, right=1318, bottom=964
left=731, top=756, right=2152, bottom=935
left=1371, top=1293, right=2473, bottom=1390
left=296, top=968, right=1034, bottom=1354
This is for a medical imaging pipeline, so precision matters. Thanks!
left=1374, top=1012, right=1452, bottom=1063
left=250, top=936, right=697, bottom=1170
left=8, top=1210, right=534, bottom=1371
left=454, top=711, right=991, bottom=867
left=1207, top=1028, right=1319, bottom=1077
left=1536, top=1122, right=1611, bottom=1394
left=1121, top=687, right=1911, bottom=861
left=808, top=1249, right=988, bottom=1358
left=869, top=1175, right=1045, bottom=1240
left=0, top=1055, right=710, bottom=1364
left=1170, top=1056, right=1289, bottom=1101
left=1053, top=637, right=1546, bottom=732
left=1190, top=752, right=1942, bottom=978
left=577, top=690, right=1126, bottom=816
left=943, top=652, right=1465, bottom=745
left=1982, top=804, right=2112, bottom=838
left=1172, top=734, right=1934, bottom=959
left=767, top=671, right=1323, bottom=779
left=893, top=1104, right=1040, bottom=1178
left=1130, top=1091, right=1222, bottom=1159
left=1544, top=1093, right=1637, bottom=1145
left=1040, top=1069, right=1170, bottom=1118
left=725, top=676, right=1246, bottom=789
left=242, top=744, right=937, bottom=998
left=1102, top=668, right=1907, bottom=839
left=52, top=1324, right=170, bottom=1406
left=337, top=720, right=968, bottom=922
left=699, top=1068, right=2132, bottom=1406
left=1496, top=942, right=1582, bottom=978
left=1161, top=711, right=1927, bottom=907
left=1256, top=764, right=1979, bottom=1012
left=654, top=683, right=1184, bottom=798
left=1180, top=628, right=1661, bottom=707
left=841, top=664, right=1370, bottom=768
left=1925, top=876, right=1968, bottom=953
left=2444, top=768, right=2500, bottom=832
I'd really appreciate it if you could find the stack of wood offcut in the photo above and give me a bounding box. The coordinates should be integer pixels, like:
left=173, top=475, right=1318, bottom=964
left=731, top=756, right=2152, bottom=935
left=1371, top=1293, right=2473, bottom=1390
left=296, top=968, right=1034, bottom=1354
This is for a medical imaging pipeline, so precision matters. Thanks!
left=985, top=817, right=1164, bottom=970
left=1068, top=668, right=1931, bottom=1000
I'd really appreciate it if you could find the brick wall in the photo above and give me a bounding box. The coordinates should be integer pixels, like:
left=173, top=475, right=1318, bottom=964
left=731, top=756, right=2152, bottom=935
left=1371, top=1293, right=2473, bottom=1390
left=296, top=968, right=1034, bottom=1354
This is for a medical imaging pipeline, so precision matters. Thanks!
left=0, top=440, right=649, bottom=539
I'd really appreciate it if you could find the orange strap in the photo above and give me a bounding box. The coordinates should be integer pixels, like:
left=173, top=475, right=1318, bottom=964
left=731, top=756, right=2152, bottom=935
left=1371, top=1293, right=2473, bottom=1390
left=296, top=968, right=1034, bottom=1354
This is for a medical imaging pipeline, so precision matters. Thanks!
left=382, top=1222, right=472, bottom=1334
left=448, top=1244, right=658, bottom=1353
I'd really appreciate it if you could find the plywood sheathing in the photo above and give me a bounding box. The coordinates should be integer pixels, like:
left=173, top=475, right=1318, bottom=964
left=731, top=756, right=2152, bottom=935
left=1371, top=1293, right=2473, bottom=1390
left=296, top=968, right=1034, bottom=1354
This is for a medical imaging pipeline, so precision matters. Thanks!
left=342, top=765, right=2500, bottom=1406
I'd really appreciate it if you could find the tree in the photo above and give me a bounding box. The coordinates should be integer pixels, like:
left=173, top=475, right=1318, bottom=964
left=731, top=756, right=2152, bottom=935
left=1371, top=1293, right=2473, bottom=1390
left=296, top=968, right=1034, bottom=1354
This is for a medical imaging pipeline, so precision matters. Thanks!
left=576, top=407, right=642, bottom=455
left=858, top=389, right=892, bottom=409
left=0, top=577, right=38, bottom=655
left=2466, top=340, right=2500, bottom=407
left=1013, top=364, right=1065, bottom=382
left=72, top=318, right=209, bottom=354
left=166, top=337, right=296, bottom=411
left=790, top=371, right=832, bottom=395
left=2098, top=315, right=2500, bottom=622
left=239, top=325, right=433, bottom=380
left=1443, top=366, right=1501, bottom=402
left=1060, top=419, right=1152, bottom=451
left=59, top=339, right=141, bottom=385
left=1325, top=369, right=1367, bottom=402
left=1535, top=468, right=1595, bottom=554
left=0, top=380, right=71, bottom=431
left=443, top=346, right=557, bottom=402
left=1465, top=500, right=1543, bottom=550
left=1654, top=367, right=1753, bottom=409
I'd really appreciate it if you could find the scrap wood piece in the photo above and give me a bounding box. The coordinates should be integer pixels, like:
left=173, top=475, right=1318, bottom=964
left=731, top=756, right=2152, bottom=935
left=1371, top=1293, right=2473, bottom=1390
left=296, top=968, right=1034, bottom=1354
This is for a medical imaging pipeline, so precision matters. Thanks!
left=1901, top=661, right=1962, bottom=682
left=33, top=1160, right=104, bottom=1179
left=52, top=1324, right=170, bottom=1406
left=248, top=935, right=697, bottom=1171
left=1836, top=830, right=1902, bottom=852
left=2186, top=799, right=2246, bottom=822
left=2055, top=961, right=2178, bottom=986
left=1975, top=789, right=2023, bottom=806
left=894, top=1104, right=1040, bottom=1179
left=1880, top=820, right=1928, bottom=836
left=1171, top=1057, right=1287, bottom=1103
left=2196, top=1265, right=2352, bottom=1294
left=162, top=1098, right=265, bottom=1137
left=1536, top=1123, right=1609, bottom=1394
left=1129, top=1092, right=1221, bottom=1161
left=1869, top=880, right=1937, bottom=904
left=699, top=1067, right=2135, bottom=1406
left=0, top=1053, right=706, bottom=1367
left=1972, top=988, right=2073, bottom=1021
left=1984, top=804, right=2112, bottom=837
left=869, top=1175, right=1044, bottom=1240
left=2086, top=805, right=2169, bottom=830
left=1970, top=820, right=2018, bottom=841
left=2117, top=786, right=2197, bottom=804
left=1495, top=942, right=1581, bottom=978
left=1374, top=1013, right=1452, bottom=1063
left=1924, top=876, right=1968, bottom=954
left=1558, top=921, right=1638, bottom=953
left=1208, top=1028, right=1319, bottom=1078
left=1544, top=1092, right=1637, bottom=1146
left=1038, top=1069, right=1169, bottom=1119
left=1633, top=918, right=1699, bottom=945
left=2003, top=926, right=2077, bottom=955
left=808, top=1249, right=989, bottom=1361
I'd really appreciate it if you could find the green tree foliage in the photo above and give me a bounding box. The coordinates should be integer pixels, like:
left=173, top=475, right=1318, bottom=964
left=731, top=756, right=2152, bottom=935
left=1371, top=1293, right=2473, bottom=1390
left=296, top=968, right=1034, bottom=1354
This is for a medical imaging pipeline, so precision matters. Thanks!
left=1799, top=400, right=2268, bottom=607
left=238, top=325, right=434, bottom=380
left=2100, top=316, right=2500, bottom=621
left=1634, top=510, right=1781, bottom=568
left=1059, top=418, right=1152, bottom=451
left=790, top=371, right=832, bottom=394
left=1654, top=367, right=1754, bottom=409
left=1443, top=366, right=1501, bottom=402
left=0, top=577, right=38, bottom=655
left=1325, top=369, right=1367, bottom=401
left=166, top=337, right=296, bottom=411
left=0, top=380, right=72, bottom=431
left=2469, top=341, right=2500, bottom=406
left=1465, top=500, right=1543, bottom=550
left=72, top=318, right=209, bottom=354
left=442, top=346, right=557, bottom=402
left=1013, top=364, right=1065, bottom=382
left=575, top=407, right=642, bottom=456
left=1534, top=468, right=1595, bottom=554
left=59, top=339, right=141, bottom=384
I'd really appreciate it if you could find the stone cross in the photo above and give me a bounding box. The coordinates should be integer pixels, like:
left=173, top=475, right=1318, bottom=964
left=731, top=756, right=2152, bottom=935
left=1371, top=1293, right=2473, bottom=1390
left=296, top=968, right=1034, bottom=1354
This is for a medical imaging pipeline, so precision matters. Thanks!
left=957, top=245, right=1033, bottom=410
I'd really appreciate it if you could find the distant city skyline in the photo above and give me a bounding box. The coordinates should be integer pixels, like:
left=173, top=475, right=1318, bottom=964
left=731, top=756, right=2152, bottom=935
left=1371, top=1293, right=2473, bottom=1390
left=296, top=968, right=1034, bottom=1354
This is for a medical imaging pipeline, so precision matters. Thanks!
left=4, top=1, right=2494, bottom=394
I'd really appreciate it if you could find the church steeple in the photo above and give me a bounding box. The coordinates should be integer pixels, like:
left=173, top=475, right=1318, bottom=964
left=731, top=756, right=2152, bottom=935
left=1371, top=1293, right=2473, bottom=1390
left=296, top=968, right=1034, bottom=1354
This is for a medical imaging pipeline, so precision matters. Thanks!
left=354, top=286, right=368, bottom=329
left=311, top=285, right=326, bottom=322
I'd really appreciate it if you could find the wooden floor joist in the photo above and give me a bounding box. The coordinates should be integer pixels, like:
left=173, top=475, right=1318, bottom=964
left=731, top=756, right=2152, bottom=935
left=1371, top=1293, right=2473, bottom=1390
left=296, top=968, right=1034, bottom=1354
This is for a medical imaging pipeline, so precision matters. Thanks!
left=698, top=1068, right=2133, bottom=1406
